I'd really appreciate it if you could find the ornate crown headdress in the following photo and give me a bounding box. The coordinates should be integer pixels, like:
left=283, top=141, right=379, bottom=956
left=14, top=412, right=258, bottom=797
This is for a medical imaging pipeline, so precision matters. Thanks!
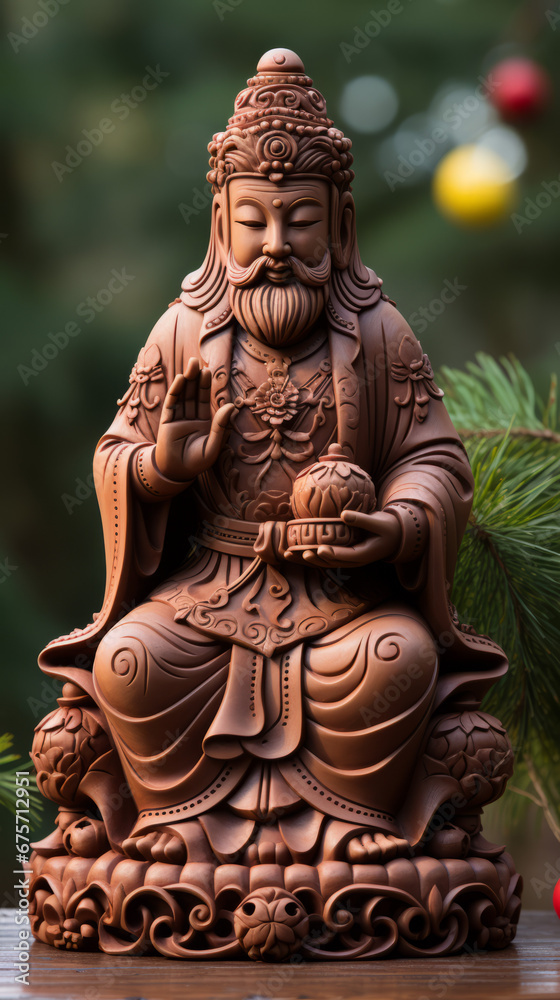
left=207, top=48, right=354, bottom=192
left=185, top=49, right=381, bottom=327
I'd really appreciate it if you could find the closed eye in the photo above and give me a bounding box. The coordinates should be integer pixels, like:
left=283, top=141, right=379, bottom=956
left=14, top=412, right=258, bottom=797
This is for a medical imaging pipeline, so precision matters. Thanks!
left=237, top=220, right=266, bottom=229
left=289, top=220, right=320, bottom=228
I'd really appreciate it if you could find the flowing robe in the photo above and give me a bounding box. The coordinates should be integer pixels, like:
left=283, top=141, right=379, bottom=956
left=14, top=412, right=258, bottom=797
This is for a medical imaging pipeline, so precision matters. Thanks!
left=38, top=271, right=508, bottom=857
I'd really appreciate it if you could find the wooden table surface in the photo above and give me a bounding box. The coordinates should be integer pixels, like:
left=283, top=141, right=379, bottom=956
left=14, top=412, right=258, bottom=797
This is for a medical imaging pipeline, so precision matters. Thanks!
left=1, top=909, right=559, bottom=1000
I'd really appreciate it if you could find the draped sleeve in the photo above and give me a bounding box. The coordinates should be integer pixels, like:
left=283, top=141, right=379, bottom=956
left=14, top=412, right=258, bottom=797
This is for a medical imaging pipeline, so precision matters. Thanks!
left=361, top=299, right=508, bottom=700
left=38, top=301, right=202, bottom=687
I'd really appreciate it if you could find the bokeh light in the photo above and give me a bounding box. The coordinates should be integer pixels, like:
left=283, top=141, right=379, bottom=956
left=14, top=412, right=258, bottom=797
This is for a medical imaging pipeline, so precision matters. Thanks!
left=429, top=82, right=498, bottom=144
left=477, top=126, right=527, bottom=180
left=340, top=75, right=399, bottom=134
left=433, top=144, right=518, bottom=226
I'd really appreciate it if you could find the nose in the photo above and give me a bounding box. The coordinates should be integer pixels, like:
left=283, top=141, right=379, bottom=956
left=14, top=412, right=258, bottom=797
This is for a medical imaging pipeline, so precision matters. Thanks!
left=262, top=220, right=291, bottom=260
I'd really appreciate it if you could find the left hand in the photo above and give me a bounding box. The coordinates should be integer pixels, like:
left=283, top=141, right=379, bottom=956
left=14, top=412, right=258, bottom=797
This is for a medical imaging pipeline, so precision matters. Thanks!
left=283, top=509, right=402, bottom=568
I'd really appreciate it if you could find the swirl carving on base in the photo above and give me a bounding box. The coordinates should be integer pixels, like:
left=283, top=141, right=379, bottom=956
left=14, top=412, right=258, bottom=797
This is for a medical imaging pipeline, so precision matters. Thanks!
left=27, top=852, right=522, bottom=961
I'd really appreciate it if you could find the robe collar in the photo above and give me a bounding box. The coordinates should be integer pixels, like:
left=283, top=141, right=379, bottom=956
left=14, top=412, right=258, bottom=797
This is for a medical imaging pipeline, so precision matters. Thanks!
left=186, top=281, right=383, bottom=464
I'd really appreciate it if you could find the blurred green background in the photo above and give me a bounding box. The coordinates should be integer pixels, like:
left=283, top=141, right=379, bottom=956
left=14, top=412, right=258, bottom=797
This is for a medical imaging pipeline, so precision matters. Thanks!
left=2, top=0, right=559, bottom=907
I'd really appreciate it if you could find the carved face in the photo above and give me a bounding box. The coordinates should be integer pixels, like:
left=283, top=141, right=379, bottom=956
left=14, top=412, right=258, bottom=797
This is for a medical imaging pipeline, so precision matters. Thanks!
left=227, top=177, right=331, bottom=271
left=220, top=177, right=332, bottom=348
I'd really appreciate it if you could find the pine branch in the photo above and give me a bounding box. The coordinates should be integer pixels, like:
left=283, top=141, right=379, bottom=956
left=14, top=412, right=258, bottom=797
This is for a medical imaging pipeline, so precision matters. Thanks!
left=524, top=754, right=560, bottom=843
left=440, top=353, right=557, bottom=434
left=438, top=355, right=560, bottom=841
left=461, top=427, right=560, bottom=443
left=494, top=743, right=560, bottom=844
left=0, top=733, right=42, bottom=828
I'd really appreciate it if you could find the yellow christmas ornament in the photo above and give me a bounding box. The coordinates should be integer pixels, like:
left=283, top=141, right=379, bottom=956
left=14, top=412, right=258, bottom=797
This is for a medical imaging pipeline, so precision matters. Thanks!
left=433, top=144, right=518, bottom=227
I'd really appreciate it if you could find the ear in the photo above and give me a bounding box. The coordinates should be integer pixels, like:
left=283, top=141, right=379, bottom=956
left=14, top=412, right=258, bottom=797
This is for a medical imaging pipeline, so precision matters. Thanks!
left=330, top=190, right=356, bottom=270
left=213, top=196, right=228, bottom=267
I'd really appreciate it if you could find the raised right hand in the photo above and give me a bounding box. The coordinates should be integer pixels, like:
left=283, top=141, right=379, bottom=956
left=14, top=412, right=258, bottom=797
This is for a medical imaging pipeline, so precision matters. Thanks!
left=154, top=357, right=235, bottom=482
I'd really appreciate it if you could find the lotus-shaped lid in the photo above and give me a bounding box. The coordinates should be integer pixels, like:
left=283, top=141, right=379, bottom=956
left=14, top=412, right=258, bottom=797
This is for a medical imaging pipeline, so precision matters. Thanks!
left=291, top=444, right=376, bottom=519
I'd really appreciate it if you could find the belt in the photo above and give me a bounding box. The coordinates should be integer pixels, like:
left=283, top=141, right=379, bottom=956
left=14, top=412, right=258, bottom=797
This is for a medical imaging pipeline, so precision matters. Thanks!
left=194, top=501, right=261, bottom=558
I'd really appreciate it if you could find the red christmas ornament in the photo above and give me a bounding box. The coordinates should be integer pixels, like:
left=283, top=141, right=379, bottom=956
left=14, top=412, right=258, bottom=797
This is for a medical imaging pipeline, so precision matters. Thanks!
left=489, top=58, right=551, bottom=121
left=554, top=878, right=560, bottom=920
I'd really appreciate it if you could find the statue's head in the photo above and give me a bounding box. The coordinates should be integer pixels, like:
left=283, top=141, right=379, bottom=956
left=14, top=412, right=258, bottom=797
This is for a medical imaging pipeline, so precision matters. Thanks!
left=184, top=48, right=379, bottom=346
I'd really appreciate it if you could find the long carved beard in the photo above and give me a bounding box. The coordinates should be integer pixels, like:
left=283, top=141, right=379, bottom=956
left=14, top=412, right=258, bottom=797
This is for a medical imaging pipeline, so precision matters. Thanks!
left=227, top=249, right=330, bottom=347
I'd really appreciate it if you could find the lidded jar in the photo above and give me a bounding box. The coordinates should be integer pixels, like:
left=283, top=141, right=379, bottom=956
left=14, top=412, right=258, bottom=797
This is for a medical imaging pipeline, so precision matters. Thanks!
left=287, top=444, right=376, bottom=549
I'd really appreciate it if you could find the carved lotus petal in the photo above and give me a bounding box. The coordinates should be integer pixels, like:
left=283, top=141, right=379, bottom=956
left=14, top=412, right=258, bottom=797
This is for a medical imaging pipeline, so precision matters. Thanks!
left=398, top=333, right=422, bottom=369
left=33, top=753, right=49, bottom=771
left=434, top=727, right=468, bottom=754
left=32, top=706, right=111, bottom=799
left=64, top=708, right=86, bottom=732
left=426, top=735, right=448, bottom=760
left=422, top=755, right=450, bottom=778
left=35, top=772, right=53, bottom=793
left=60, top=773, right=81, bottom=800
left=59, top=751, right=79, bottom=773
left=39, top=707, right=66, bottom=732
left=292, top=454, right=376, bottom=519
left=433, top=714, right=462, bottom=734
left=473, top=746, right=513, bottom=778
left=44, top=746, right=65, bottom=768
left=448, top=751, right=469, bottom=780
left=459, top=772, right=494, bottom=805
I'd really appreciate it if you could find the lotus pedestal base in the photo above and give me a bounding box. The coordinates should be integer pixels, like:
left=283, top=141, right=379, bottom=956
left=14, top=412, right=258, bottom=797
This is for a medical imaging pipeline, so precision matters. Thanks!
left=27, top=849, right=522, bottom=961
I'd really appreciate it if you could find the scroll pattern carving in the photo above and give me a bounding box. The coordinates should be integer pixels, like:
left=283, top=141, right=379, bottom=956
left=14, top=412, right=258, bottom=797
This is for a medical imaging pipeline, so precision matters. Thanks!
left=27, top=852, right=521, bottom=959
left=391, top=335, right=444, bottom=423
left=116, top=343, right=164, bottom=425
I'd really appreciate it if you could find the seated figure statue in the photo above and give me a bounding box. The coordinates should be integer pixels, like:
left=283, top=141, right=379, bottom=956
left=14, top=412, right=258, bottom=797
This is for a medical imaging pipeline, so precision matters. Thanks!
left=29, top=49, right=521, bottom=961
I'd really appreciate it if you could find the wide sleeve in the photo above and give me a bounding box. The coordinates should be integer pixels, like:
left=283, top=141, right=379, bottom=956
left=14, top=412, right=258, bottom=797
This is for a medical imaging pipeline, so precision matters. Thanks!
left=362, top=300, right=507, bottom=693
left=39, top=301, right=197, bottom=678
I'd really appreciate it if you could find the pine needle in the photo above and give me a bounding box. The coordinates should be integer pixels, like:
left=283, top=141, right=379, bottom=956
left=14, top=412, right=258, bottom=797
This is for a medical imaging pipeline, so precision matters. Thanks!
left=439, top=355, right=560, bottom=840
left=0, top=733, right=43, bottom=828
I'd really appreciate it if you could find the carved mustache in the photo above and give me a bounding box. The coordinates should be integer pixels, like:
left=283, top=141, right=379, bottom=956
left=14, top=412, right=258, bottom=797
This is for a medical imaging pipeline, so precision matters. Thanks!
left=227, top=248, right=331, bottom=289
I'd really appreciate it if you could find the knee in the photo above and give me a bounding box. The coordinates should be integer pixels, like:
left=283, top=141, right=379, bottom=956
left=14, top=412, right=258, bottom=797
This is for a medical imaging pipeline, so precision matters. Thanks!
left=305, top=608, right=437, bottom=700
left=367, top=609, right=439, bottom=698
left=370, top=613, right=438, bottom=695
left=355, top=613, right=437, bottom=727
left=93, top=617, right=150, bottom=713
left=304, top=610, right=438, bottom=731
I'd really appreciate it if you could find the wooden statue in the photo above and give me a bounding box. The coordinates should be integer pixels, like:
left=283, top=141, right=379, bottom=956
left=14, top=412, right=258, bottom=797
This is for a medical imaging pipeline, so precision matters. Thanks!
left=28, top=48, right=521, bottom=960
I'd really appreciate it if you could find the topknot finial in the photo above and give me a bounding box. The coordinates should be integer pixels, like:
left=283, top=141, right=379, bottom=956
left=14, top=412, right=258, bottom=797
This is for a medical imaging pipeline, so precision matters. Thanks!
left=256, top=48, right=306, bottom=75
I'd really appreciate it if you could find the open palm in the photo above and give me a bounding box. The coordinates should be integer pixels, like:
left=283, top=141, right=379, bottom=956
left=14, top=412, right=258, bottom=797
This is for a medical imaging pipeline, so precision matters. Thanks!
left=154, top=357, right=235, bottom=482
